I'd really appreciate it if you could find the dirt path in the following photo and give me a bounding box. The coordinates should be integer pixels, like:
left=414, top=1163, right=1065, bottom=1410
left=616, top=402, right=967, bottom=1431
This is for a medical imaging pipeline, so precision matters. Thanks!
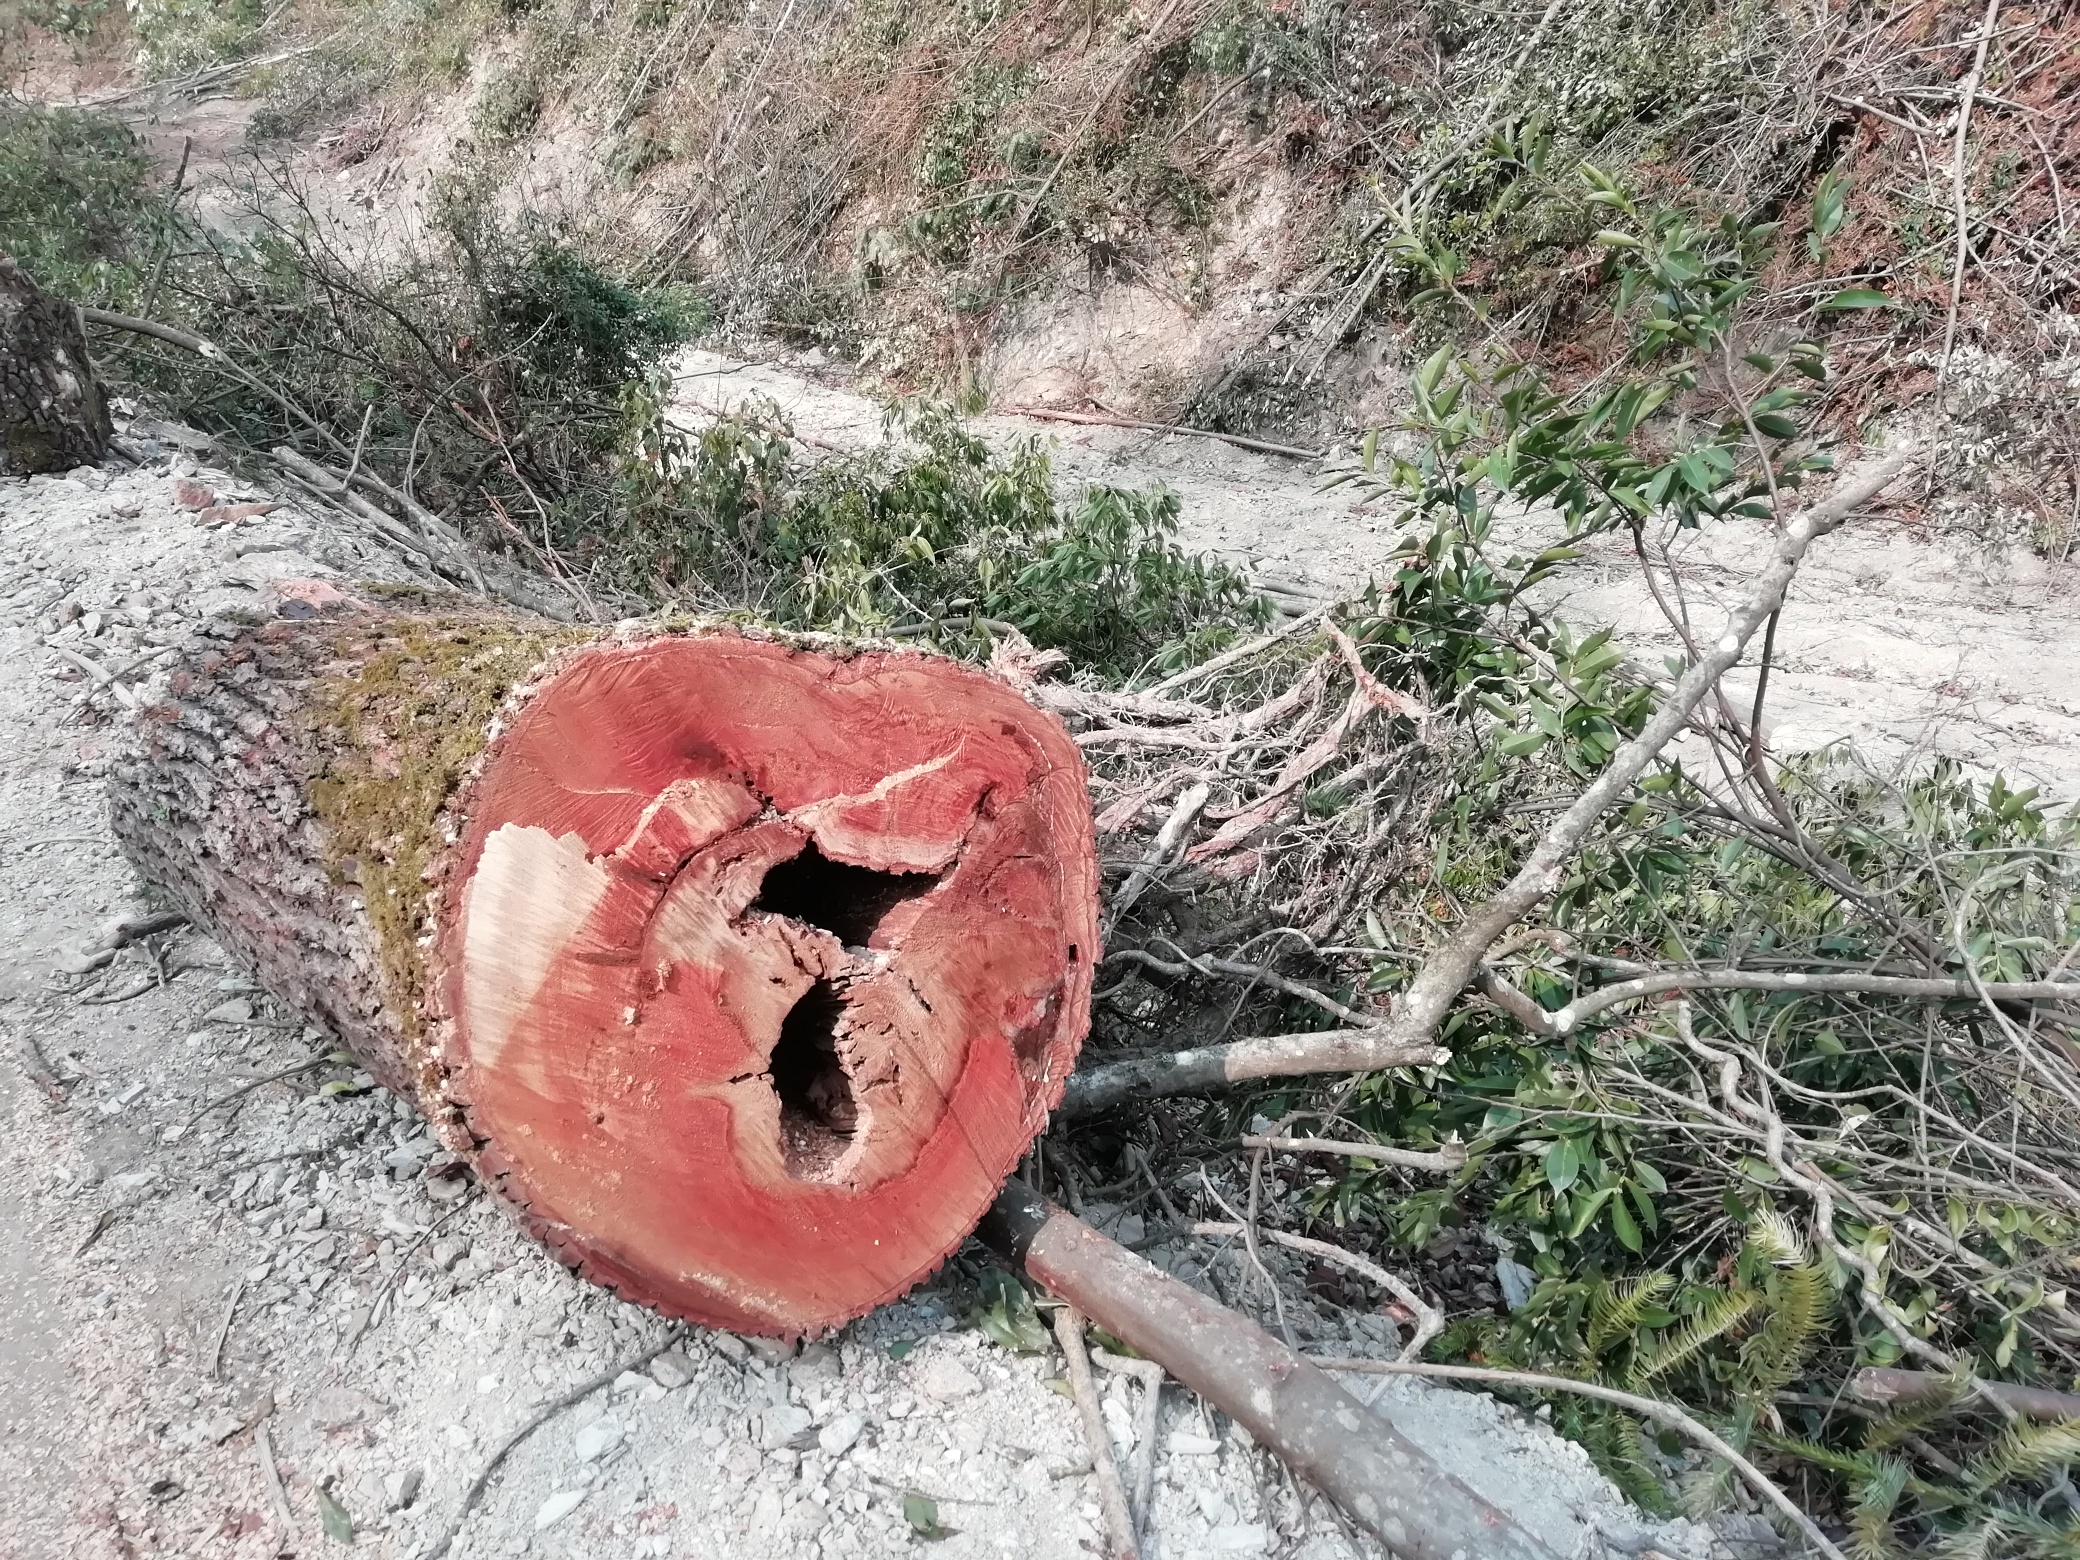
left=674, top=350, right=2080, bottom=803
left=0, top=435, right=1721, bottom=1560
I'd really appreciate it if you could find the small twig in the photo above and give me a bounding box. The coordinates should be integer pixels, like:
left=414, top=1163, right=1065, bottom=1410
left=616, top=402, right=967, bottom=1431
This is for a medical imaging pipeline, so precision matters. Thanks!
left=342, top=1192, right=476, bottom=1354
left=210, top=1279, right=245, bottom=1380
left=1238, top=1135, right=1468, bottom=1173
left=1675, top=1004, right=1960, bottom=1376
left=1103, top=946, right=1364, bottom=1024
left=1938, top=0, right=2005, bottom=391
left=1004, top=404, right=1325, bottom=462
left=424, top=1330, right=689, bottom=1559
left=74, top=1207, right=118, bottom=1257
left=1310, top=1358, right=1849, bottom=1560
left=1052, top=1304, right=1139, bottom=1560
left=1545, top=968, right=2079, bottom=1034
left=1195, top=1223, right=1441, bottom=1362
left=254, top=1419, right=295, bottom=1536
left=342, top=403, right=375, bottom=488
left=169, top=1050, right=348, bottom=1141
left=1106, top=782, right=1211, bottom=927
left=1091, top=1348, right=1163, bottom=1535
left=1010, top=0, right=1191, bottom=240
left=141, top=135, right=192, bottom=318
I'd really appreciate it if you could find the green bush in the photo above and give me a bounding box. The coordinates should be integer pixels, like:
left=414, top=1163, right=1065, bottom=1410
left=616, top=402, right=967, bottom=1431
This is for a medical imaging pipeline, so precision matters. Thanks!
left=610, top=392, right=1269, bottom=674
left=0, top=98, right=160, bottom=302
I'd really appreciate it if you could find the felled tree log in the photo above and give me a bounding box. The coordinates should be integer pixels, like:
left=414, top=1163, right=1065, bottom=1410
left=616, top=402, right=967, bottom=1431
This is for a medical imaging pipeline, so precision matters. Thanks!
left=0, top=255, right=112, bottom=476
left=110, top=601, right=1099, bottom=1335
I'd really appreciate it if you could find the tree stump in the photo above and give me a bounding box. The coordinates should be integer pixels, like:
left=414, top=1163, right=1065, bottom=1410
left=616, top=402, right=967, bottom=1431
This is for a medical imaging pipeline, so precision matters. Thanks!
left=0, top=256, right=112, bottom=476
left=110, top=602, right=1100, bottom=1335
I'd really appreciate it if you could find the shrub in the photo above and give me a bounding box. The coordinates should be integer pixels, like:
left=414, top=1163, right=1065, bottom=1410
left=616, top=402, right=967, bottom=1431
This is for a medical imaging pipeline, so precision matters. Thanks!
left=610, top=391, right=1269, bottom=674
left=0, top=98, right=159, bottom=301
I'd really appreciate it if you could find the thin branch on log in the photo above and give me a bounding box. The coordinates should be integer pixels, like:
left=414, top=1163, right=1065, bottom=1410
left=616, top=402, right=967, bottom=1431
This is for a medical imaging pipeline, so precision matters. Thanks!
left=425, top=1331, right=689, bottom=1560
left=1059, top=450, right=1917, bottom=1114
left=1196, top=1221, right=1442, bottom=1361
left=1237, top=1135, right=1469, bottom=1173
left=978, top=1179, right=1561, bottom=1559
left=1309, top=1358, right=1848, bottom=1560
left=1055, top=1304, right=1140, bottom=1560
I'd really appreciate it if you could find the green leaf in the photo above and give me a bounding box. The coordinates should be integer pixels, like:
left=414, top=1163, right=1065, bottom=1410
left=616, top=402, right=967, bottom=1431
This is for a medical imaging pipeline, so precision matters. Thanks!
left=1610, top=1194, right=1643, bottom=1252
left=1497, top=729, right=1549, bottom=757
left=904, top=1492, right=957, bottom=1540
left=1568, top=1185, right=1616, bottom=1237
left=1820, top=288, right=1891, bottom=310
left=972, top=1270, right=1049, bottom=1353
left=1544, top=1138, right=1581, bottom=1193
left=315, top=1487, right=354, bottom=1546
left=1751, top=413, right=1800, bottom=439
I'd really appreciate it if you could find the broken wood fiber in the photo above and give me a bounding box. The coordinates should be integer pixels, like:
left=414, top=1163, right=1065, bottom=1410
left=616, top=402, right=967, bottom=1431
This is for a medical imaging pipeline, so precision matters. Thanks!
left=109, top=603, right=1100, bottom=1336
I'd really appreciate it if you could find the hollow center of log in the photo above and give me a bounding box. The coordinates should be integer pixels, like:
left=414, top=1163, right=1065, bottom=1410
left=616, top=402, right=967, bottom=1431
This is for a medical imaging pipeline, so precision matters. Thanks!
left=436, top=634, right=1101, bottom=1333
left=770, top=978, right=859, bottom=1179
left=749, top=841, right=942, bottom=949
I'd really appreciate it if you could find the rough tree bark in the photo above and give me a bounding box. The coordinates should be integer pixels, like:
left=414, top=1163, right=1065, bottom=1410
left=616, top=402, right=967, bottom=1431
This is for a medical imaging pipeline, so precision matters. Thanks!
left=1, top=255, right=112, bottom=476
left=109, top=598, right=1100, bottom=1336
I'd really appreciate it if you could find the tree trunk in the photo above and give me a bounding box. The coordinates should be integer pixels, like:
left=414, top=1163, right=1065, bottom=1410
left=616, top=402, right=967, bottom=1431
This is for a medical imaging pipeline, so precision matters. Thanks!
left=110, top=601, right=1100, bottom=1336
left=0, top=256, right=112, bottom=476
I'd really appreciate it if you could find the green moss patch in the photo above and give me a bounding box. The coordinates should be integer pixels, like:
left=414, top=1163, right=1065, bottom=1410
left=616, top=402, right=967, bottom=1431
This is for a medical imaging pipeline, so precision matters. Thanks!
left=302, top=613, right=592, bottom=1042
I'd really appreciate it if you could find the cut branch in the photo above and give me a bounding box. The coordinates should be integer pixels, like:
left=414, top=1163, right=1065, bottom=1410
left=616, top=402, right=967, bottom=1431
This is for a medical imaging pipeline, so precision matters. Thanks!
left=1851, top=1368, right=2080, bottom=1423
left=1059, top=449, right=1916, bottom=1112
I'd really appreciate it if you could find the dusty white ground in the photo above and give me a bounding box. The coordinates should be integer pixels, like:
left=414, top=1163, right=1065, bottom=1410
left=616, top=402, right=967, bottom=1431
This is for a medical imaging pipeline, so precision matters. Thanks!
left=673, top=350, right=2080, bottom=803
left=0, top=427, right=1755, bottom=1560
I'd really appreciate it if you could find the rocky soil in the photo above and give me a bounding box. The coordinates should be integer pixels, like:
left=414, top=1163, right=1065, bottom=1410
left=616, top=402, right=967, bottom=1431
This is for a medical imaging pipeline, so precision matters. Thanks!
left=0, top=422, right=1738, bottom=1560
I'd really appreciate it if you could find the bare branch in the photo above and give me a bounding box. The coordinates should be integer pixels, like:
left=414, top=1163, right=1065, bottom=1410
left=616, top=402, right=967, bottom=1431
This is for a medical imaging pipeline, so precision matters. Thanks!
left=1062, top=450, right=1917, bottom=1112
left=1053, top=1304, right=1140, bottom=1560
left=1197, top=1222, right=1443, bottom=1361
left=1546, top=968, right=2079, bottom=1033
left=1238, top=1135, right=1469, bottom=1173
